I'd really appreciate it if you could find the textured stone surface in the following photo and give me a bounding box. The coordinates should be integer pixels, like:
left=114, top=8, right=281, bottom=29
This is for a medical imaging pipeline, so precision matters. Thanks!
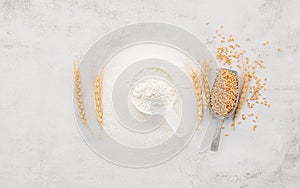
left=0, top=0, right=299, bottom=187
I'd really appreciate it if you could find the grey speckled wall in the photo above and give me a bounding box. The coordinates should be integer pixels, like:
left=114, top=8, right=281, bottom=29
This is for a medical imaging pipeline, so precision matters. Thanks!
left=0, top=0, right=299, bottom=187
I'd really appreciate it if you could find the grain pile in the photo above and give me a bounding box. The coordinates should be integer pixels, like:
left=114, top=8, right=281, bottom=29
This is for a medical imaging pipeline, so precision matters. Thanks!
left=210, top=69, right=238, bottom=117
left=208, top=24, right=271, bottom=131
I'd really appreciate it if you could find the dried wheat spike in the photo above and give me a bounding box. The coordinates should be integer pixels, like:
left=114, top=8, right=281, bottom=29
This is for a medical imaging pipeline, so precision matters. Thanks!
left=202, top=61, right=211, bottom=107
left=74, top=59, right=88, bottom=126
left=94, top=71, right=103, bottom=129
left=234, top=72, right=249, bottom=120
left=191, top=69, right=203, bottom=128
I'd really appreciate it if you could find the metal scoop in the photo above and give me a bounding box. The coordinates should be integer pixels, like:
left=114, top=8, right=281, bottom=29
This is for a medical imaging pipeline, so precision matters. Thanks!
left=210, top=68, right=239, bottom=152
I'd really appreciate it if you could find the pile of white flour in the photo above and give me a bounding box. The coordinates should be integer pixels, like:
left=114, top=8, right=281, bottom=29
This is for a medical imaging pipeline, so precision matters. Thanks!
left=130, top=78, right=177, bottom=114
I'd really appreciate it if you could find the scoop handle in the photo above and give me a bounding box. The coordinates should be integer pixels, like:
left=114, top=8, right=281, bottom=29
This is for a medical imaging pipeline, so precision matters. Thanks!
left=199, top=118, right=216, bottom=152
left=210, top=120, right=223, bottom=152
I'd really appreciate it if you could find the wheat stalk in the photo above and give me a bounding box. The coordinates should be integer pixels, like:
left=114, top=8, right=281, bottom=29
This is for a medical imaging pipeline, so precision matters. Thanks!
left=234, top=72, right=249, bottom=120
left=191, top=69, right=203, bottom=128
left=74, top=59, right=88, bottom=126
left=94, top=70, right=103, bottom=129
left=202, top=61, right=211, bottom=107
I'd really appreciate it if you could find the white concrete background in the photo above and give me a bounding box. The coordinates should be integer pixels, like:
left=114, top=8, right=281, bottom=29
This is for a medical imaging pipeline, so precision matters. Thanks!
left=0, top=0, right=299, bottom=187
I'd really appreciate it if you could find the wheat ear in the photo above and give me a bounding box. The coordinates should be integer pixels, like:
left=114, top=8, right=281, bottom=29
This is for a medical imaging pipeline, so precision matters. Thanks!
left=94, top=71, right=103, bottom=129
left=74, top=59, right=88, bottom=126
left=191, top=69, right=203, bottom=128
left=234, top=72, right=249, bottom=120
left=202, top=61, right=211, bottom=107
